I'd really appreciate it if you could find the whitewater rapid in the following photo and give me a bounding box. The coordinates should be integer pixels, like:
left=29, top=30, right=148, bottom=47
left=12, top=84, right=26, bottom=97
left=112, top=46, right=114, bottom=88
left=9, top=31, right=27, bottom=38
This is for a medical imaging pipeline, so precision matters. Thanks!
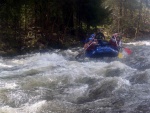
left=0, top=40, right=150, bottom=113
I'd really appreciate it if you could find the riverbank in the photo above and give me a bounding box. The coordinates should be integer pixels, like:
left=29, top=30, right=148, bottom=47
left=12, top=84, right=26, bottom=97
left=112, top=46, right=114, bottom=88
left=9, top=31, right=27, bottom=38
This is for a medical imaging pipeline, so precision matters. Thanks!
left=0, top=34, right=149, bottom=57
left=0, top=37, right=82, bottom=57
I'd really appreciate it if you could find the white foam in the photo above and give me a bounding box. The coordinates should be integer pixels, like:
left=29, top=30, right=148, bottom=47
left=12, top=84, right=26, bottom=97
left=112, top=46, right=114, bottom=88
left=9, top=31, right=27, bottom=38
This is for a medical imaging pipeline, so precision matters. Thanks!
left=24, top=100, right=46, bottom=113
left=0, top=100, right=47, bottom=113
left=11, top=59, right=25, bottom=65
left=0, top=63, right=13, bottom=68
left=0, top=106, right=18, bottom=113
left=109, top=61, right=129, bottom=69
left=126, top=40, right=150, bottom=46
left=64, top=85, right=88, bottom=102
left=117, top=77, right=131, bottom=88
left=4, top=83, right=18, bottom=89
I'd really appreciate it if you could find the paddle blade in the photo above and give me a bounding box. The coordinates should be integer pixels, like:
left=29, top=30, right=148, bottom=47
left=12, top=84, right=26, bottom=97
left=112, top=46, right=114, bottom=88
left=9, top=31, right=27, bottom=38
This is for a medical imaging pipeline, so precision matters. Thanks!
left=124, top=48, right=132, bottom=55
left=118, top=52, right=123, bottom=58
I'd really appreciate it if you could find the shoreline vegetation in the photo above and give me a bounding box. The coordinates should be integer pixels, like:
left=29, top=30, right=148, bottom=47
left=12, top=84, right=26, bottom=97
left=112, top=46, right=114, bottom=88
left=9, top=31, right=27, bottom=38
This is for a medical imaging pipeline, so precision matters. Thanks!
left=0, top=0, right=149, bottom=57
left=0, top=33, right=149, bottom=57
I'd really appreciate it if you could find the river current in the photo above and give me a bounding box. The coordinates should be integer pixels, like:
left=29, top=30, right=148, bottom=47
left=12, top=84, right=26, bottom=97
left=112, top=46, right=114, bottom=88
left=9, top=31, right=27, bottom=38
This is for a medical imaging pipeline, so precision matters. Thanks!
left=0, top=40, right=150, bottom=113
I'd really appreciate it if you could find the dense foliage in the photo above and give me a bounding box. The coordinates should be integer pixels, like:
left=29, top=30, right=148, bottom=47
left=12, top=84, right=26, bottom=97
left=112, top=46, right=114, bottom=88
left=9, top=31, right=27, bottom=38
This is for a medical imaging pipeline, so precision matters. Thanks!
left=105, top=0, right=150, bottom=38
left=0, top=0, right=149, bottom=55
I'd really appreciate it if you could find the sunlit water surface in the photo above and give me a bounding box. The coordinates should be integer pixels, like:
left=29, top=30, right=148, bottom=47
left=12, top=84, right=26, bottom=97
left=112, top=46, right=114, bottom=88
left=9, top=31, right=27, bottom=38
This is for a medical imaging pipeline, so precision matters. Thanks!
left=0, top=40, right=150, bottom=113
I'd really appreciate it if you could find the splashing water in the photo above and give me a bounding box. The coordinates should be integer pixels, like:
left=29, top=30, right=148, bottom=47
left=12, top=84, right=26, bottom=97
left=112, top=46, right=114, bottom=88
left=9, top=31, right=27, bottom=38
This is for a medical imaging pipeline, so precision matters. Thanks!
left=0, top=40, right=150, bottom=113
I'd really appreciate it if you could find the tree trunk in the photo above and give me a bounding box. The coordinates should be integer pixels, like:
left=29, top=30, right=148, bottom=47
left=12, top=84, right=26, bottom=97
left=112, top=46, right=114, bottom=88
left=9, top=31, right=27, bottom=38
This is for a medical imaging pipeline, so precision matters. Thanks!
left=135, top=0, right=142, bottom=39
left=118, top=0, right=123, bottom=33
left=34, top=0, right=37, bottom=39
left=25, top=4, right=27, bottom=34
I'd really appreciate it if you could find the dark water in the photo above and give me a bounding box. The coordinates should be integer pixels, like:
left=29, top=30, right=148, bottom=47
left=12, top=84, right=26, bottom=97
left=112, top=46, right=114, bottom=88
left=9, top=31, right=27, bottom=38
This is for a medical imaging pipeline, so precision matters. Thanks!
left=0, top=40, right=150, bottom=113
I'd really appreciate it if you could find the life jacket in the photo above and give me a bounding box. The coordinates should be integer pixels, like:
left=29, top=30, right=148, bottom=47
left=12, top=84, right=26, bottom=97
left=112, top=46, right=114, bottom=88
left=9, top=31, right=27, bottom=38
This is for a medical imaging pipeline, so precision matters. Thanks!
left=90, top=33, right=95, bottom=39
left=84, top=42, right=96, bottom=51
left=109, top=35, right=121, bottom=47
left=84, top=33, right=98, bottom=51
left=95, top=32, right=105, bottom=40
left=109, top=39, right=117, bottom=47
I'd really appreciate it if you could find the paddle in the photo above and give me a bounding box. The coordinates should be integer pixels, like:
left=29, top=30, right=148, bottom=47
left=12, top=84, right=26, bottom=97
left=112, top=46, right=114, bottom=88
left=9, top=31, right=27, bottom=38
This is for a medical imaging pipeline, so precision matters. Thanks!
left=75, top=39, right=95, bottom=59
left=117, top=47, right=132, bottom=58
left=118, top=52, right=123, bottom=58
left=123, top=47, right=132, bottom=55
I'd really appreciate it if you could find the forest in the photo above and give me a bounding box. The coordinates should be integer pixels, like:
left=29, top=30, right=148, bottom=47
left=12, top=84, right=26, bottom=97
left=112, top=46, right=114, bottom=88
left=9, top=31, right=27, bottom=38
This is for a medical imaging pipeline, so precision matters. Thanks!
left=0, top=0, right=150, bottom=55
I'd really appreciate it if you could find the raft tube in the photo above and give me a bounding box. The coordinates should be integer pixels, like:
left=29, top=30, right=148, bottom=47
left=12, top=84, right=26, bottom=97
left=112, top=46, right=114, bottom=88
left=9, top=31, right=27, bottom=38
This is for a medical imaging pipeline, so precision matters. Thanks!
left=85, top=46, right=119, bottom=58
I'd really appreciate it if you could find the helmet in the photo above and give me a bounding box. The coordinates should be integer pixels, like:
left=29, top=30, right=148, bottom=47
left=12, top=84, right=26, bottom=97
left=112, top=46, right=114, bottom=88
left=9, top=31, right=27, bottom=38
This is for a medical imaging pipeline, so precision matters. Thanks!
left=113, top=33, right=119, bottom=37
left=89, top=37, right=93, bottom=41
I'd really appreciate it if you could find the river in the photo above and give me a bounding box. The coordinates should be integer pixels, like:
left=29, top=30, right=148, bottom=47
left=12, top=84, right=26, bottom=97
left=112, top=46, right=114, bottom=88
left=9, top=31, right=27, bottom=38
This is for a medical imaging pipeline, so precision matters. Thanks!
left=0, top=40, right=150, bottom=113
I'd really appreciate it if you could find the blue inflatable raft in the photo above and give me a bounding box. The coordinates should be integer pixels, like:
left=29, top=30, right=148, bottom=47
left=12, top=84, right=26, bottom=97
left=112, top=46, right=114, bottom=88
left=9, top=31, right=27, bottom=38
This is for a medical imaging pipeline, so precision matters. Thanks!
left=85, top=45, right=119, bottom=58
